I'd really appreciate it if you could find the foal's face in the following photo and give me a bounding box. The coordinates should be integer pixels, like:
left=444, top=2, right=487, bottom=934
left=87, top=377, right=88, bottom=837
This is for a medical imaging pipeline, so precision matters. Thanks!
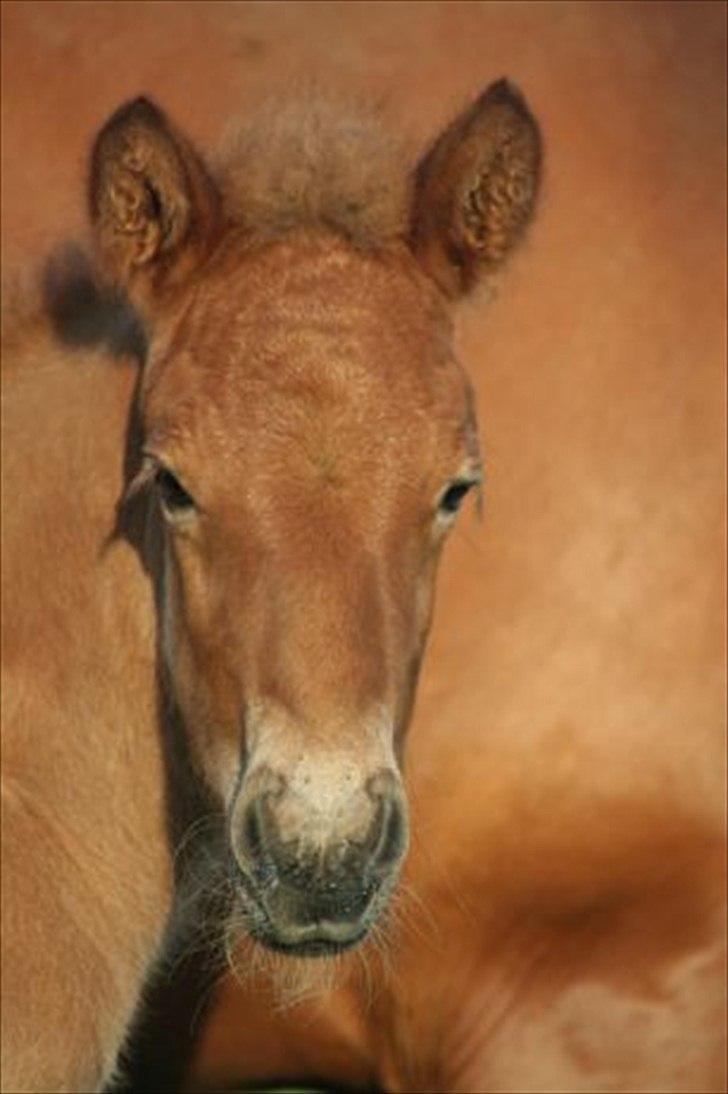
left=91, top=82, right=540, bottom=954
left=142, top=236, right=480, bottom=952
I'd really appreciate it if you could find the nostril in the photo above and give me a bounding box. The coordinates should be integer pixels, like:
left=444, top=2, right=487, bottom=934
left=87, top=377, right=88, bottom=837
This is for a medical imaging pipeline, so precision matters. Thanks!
left=372, top=797, right=406, bottom=872
left=243, top=800, right=264, bottom=866
left=239, top=792, right=282, bottom=882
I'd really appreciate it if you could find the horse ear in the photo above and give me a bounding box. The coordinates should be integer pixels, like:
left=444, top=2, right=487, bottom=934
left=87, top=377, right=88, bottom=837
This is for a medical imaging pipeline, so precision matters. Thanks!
left=89, top=97, right=220, bottom=295
left=410, top=79, right=542, bottom=298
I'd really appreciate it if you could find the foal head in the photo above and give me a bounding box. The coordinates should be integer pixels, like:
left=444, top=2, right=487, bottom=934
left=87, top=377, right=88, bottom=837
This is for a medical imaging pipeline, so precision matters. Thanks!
left=90, top=85, right=540, bottom=956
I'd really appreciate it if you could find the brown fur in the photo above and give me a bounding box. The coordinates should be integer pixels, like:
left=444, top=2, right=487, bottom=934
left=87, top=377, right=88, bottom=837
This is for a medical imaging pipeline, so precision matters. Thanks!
left=1, top=79, right=539, bottom=1093
left=4, top=4, right=724, bottom=1090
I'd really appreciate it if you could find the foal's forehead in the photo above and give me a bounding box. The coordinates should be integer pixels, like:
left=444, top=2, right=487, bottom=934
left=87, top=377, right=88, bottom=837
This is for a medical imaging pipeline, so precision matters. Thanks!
left=145, top=235, right=470, bottom=456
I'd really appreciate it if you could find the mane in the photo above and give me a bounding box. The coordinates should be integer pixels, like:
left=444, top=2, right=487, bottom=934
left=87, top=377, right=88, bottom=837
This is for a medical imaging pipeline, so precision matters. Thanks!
left=214, top=92, right=412, bottom=248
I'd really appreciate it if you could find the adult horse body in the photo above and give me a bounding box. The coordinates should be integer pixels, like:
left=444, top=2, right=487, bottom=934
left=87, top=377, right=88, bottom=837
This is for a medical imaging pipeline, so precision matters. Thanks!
left=2, top=330, right=169, bottom=1092
left=1, top=84, right=541, bottom=1091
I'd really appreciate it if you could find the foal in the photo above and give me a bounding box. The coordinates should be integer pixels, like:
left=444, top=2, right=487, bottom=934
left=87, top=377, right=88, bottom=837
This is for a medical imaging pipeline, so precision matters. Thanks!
left=1, top=82, right=540, bottom=1092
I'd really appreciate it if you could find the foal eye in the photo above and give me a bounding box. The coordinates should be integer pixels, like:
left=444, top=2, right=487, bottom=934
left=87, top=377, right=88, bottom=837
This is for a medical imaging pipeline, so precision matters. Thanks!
left=156, top=467, right=196, bottom=516
left=438, top=479, right=475, bottom=517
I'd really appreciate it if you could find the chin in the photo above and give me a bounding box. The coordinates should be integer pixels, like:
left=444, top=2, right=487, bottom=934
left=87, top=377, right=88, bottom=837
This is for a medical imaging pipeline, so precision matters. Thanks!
left=248, top=925, right=368, bottom=958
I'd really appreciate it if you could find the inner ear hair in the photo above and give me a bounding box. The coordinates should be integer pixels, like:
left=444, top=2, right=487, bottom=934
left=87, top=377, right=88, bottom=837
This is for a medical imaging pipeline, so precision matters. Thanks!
left=411, top=78, right=542, bottom=298
left=89, top=96, right=220, bottom=288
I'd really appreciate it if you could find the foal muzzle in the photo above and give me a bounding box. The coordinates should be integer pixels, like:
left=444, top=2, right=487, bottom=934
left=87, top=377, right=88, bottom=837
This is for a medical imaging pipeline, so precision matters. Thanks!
left=230, top=764, right=408, bottom=955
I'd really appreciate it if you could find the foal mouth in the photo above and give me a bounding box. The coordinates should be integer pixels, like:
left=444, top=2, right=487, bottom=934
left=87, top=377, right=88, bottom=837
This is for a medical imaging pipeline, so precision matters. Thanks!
left=230, top=860, right=383, bottom=958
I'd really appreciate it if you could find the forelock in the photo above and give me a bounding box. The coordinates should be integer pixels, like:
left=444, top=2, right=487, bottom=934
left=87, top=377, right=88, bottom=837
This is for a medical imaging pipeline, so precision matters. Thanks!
left=213, top=91, right=411, bottom=249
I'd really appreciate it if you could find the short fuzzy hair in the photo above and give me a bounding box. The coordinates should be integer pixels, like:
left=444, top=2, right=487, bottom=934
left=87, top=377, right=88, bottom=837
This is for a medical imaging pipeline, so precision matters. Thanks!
left=214, top=91, right=411, bottom=249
